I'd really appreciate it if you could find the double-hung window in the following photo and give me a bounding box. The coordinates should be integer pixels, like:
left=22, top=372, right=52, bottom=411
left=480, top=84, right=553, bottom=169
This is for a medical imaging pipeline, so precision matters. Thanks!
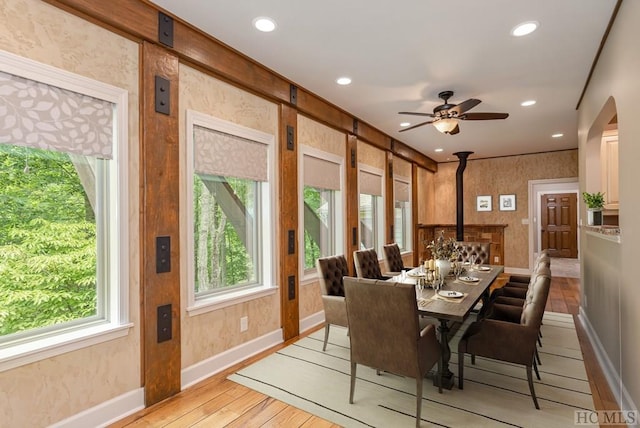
left=186, top=111, right=276, bottom=314
left=300, top=146, right=344, bottom=280
left=358, top=165, right=384, bottom=254
left=0, top=50, right=129, bottom=370
left=393, top=175, right=412, bottom=252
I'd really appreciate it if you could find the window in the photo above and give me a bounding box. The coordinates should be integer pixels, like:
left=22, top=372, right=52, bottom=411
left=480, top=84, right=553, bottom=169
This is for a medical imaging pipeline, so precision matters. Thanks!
left=186, top=111, right=276, bottom=314
left=0, top=50, right=129, bottom=370
left=393, top=175, right=412, bottom=252
left=300, top=146, right=344, bottom=279
left=359, top=166, right=384, bottom=254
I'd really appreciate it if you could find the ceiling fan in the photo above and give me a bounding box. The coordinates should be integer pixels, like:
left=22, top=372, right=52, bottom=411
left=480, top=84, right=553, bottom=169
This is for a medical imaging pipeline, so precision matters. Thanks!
left=398, top=90, right=509, bottom=135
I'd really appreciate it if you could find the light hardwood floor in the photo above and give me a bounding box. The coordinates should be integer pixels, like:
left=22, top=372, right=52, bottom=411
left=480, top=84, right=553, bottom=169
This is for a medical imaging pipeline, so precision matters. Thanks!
left=110, top=275, right=618, bottom=427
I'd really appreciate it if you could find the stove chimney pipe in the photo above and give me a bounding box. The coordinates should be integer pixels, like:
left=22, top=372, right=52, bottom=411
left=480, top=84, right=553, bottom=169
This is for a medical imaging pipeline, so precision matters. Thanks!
left=453, top=151, right=473, bottom=242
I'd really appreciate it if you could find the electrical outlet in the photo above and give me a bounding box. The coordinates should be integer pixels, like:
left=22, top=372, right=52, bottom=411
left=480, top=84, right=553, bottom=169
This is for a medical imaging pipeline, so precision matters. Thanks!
left=494, top=256, right=499, bottom=263
left=583, top=294, right=588, bottom=308
left=240, top=316, right=248, bottom=332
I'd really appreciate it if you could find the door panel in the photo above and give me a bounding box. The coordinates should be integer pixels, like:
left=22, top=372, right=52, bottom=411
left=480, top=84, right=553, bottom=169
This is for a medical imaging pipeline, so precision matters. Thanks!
left=541, top=193, right=578, bottom=258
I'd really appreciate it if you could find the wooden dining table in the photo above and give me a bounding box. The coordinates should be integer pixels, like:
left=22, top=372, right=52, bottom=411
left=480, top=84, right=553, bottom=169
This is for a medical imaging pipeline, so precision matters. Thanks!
left=398, top=264, right=504, bottom=389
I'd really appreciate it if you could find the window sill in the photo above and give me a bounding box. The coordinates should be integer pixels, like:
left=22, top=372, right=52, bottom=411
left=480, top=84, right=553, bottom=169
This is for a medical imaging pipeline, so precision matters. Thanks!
left=187, top=285, right=278, bottom=317
left=0, top=321, right=133, bottom=373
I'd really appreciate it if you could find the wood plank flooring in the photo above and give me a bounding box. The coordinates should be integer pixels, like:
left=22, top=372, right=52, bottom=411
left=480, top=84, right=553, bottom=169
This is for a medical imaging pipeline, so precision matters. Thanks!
left=110, top=275, right=618, bottom=427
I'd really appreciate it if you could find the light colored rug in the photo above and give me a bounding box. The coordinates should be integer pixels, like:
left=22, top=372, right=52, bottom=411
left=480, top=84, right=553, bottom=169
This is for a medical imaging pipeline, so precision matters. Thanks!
left=229, top=312, right=593, bottom=427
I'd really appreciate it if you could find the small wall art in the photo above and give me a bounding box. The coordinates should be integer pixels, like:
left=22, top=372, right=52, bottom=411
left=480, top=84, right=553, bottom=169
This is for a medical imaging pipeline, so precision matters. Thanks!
left=499, top=194, right=516, bottom=211
left=476, top=195, right=492, bottom=212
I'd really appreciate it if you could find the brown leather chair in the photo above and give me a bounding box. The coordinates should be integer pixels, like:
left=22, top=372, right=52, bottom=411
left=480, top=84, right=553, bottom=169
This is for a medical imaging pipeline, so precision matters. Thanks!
left=458, top=267, right=551, bottom=409
left=456, top=242, right=491, bottom=265
left=343, top=277, right=441, bottom=427
left=353, top=248, right=389, bottom=280
left=316, top=255, right=350, bottom=351
left=382, top=243, right=412, bottom=275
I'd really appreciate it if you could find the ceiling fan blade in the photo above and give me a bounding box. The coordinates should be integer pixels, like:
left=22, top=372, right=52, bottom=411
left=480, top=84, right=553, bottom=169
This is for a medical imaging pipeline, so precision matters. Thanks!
left=398, top=120, right=435, bottom=132
left=398, top=111, right=436, bottom=117
left=450, top=99, right=481, bottom=116
left=462, top=112, right=509, bottom=120
left=448, top=124, right=460, bottom=135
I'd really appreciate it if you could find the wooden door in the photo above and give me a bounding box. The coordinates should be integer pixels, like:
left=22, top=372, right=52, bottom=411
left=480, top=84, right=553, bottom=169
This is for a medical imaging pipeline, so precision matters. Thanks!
left=541, top=193, right=578, bottom=258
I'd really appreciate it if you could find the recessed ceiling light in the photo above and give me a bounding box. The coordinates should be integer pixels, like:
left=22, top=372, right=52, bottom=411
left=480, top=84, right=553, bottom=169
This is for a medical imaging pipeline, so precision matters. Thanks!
left=253, top=17, right=276, bottom=32
left=511, top=21, right=539, bottom=37
left=521, top=100, right=536, bottom=107
left=400, top=122, right=410, bottom=127
left=434, top=148, right=444, bottom=153
left=552, top=133, right=564, bottom=138
left=336, top=77, right=352, bottom=85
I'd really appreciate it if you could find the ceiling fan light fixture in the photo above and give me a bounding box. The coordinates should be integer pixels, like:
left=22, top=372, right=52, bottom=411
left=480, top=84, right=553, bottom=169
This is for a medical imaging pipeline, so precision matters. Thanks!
left=434, top=118, right=458, bottom=134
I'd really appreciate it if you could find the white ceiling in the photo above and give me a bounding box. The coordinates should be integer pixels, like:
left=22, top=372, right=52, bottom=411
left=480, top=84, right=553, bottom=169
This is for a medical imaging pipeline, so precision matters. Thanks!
left=150, top=0, right=617, bottom=163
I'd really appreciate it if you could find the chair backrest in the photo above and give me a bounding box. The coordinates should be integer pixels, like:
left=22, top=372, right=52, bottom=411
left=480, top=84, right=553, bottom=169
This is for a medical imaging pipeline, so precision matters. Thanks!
left=344, top=277, right=422, bottom=377
left=316, top=255, right=349, bottom=297
left=383, top=243, right=404, bottom=273
left=457, top=242, right=491, bottom=265
left=520, top=266, right=552, bottom=329
left=353, top=249, right=385, bottom=279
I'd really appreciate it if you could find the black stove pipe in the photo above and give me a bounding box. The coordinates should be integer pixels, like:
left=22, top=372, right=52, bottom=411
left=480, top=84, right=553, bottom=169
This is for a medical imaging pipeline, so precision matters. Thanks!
left=453, top=151, right=473, bottom=242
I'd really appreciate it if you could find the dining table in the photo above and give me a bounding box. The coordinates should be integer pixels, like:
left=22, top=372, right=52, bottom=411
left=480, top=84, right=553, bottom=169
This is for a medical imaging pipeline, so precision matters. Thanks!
left=396, top=264, right=504, bottom=389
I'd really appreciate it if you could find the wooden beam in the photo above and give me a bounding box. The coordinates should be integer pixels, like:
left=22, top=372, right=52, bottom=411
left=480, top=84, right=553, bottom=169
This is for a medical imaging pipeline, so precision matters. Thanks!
left=345, top=135, right=359, bottom=275
left=385, top=152, right=395, bottom=244
left=140, top=41, right=181, bottom=405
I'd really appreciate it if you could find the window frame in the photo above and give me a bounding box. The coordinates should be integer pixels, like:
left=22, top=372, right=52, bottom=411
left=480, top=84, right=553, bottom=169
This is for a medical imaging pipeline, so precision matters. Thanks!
left=298, top=145, right=345, bottom=283
left=358, top=164, right=385, bottom=256
left=0, top=50, right=130, bottom=372
left=393, top=174, right=413, bottom=253
left=185, top=110, right=277, bottom=316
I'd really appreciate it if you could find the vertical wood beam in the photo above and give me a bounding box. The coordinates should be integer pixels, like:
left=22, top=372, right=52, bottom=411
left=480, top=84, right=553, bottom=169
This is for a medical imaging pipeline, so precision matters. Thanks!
left=279, top=105, right=299, bottom=341
left=345, top=135, right=359, bottom=275
left=141, top=41, right=181, bottom=405
left=385, top=152, right=395, bottom=244
left=412, top=164, right=421, bottom=266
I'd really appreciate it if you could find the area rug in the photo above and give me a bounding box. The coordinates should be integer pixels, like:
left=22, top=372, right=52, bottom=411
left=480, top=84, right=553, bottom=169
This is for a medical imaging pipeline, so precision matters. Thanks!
left=229, top=312, right=593, bottom=427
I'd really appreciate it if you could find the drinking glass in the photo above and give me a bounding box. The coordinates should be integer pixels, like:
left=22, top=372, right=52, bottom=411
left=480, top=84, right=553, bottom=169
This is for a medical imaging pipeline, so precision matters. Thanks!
left=470, top=254, right=477, bottom=271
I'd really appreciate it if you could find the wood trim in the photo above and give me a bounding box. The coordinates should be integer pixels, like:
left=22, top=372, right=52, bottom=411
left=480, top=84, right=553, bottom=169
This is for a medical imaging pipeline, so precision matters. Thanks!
left=385, top=152, right=394, bottom=244
left=279, top=105, right=299, bottom=341
left=412, top=164, right=421, bottom=266
left=45, top=0, right=437, bottom=171
left=345, top=135, right=359, bottom=275
left=140, top=41, right=181, bottom=405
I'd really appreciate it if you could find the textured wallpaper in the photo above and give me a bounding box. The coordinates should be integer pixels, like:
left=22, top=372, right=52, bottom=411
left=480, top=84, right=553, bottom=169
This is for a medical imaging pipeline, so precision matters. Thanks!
left=357, top=139, right=385, bottom=170
left=178, top=64, right=281, bottom=368
left=0, top=0, right=140, bottom=426
left=298, top=114, right=346, bottom=157
left=432, top=150, right=579, bottom=268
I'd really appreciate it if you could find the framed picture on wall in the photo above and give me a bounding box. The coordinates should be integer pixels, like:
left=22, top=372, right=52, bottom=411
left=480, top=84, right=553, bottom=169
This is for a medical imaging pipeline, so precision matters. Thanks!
left=476, top=195, right=492, bottom=212
left=499, top=194, right=516, bottom=211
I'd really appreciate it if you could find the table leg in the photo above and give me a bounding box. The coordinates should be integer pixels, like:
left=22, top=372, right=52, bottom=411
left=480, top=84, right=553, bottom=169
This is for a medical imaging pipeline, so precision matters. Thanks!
left=433, top=319, right=455, bottom=389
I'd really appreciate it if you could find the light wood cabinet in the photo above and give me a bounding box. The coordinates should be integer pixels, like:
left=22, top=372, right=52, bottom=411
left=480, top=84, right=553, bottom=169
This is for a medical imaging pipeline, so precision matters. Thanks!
left=601, top=132, right=619, bottom=209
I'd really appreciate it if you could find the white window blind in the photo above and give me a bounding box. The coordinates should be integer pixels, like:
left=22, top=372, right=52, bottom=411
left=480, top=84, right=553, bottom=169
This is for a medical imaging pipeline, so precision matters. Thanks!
left=303, top=154, right=341, bottom=190
left=193, top=125, right=268, bottom=182
left=0, top=70, right=114, bottom=159
left=359, top=170, right=382, bottom=196
left=394, top=178, right=410, bottom=202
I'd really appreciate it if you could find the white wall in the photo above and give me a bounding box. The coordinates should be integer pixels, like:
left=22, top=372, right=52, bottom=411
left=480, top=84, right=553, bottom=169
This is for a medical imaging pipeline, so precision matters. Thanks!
left=577, top=0, right=640, bottom=413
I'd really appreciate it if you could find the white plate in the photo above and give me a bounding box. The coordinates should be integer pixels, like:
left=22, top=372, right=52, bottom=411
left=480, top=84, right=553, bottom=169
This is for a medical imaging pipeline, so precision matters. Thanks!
left=438, top=290, right=464, bottom=298
left=478, top=266, right=491, bottom=271
left=407, top=272, right=426, bottom=278
left=459, top=276, right=480, bottom=283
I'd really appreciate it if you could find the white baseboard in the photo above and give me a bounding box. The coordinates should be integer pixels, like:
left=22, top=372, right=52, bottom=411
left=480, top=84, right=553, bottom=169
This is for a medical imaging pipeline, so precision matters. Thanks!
left=300, top=310, right=325, bottom=334
left=578, top=309, right=638, bottom=413
left=49, top=388, right=144, bottom=428
left=181, top=328, right=283, bottom=390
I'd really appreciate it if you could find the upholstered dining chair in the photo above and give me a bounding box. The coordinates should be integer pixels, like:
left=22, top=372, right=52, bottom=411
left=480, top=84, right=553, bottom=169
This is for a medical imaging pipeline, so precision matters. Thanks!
left=456, top=242, right=491, bottom=265
left=382, top=243, right=412, bottom=276
left=316, top=255, right=350, bottom=351
left=353, top=248, right=389, bottom=280
left=343, top=277, right=441, bottom=427
left=458, top=267, right=551, bottom=409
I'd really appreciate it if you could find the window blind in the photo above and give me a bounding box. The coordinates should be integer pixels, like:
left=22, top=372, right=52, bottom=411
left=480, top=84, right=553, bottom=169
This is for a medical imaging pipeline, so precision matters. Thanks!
left=303, top=154, right=341, bottom=190
left=394, top=178, right=410, bottom=202
left=0, top=70, right=114, bottom=159
left=193, top=125, right=268, bottom=182
left=359, top=170, right=382, bottom=196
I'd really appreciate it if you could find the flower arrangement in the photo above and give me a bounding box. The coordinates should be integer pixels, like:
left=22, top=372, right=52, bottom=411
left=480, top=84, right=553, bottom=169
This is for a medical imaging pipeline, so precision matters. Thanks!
left=426, top=231, right=460, bottom=261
